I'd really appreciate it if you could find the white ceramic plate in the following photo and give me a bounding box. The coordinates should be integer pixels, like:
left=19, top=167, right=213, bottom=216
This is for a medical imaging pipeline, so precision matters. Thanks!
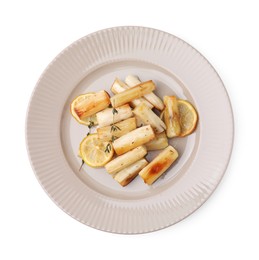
left=26, top=26, right=234, bottom=234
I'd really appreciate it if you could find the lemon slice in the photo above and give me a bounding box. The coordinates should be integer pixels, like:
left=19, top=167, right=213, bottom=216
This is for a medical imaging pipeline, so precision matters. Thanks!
left=80, top=134, right=114, bottom=167
left=178, top=99, right=198, bottom=137
left=70, top=93, right=98, bottom=126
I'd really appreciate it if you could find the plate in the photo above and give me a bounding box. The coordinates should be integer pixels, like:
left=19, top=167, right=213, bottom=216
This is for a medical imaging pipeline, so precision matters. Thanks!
left=26, top=26, right=234, bottom=234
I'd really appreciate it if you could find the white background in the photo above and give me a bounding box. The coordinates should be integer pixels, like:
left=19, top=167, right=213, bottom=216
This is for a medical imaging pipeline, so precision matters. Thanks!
left=1, top=0, right=258, bottom=259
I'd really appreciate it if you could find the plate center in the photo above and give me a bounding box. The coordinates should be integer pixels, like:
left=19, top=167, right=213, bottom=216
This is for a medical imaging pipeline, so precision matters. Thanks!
left=60, top=60, right=200, bottom=200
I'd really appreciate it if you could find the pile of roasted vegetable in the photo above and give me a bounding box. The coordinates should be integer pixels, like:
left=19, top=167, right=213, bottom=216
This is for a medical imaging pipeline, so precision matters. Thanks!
left=71, top=75, right=198, bottom=186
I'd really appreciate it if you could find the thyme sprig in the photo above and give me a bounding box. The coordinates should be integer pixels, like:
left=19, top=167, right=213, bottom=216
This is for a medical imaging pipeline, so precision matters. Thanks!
left=105, top=143, right=112, bottom=153
left=87, top=120, right=95, bottom=136
left=111, top=125, right=121, bottom=132
left=105, top=107, right=121, bottom=153
left=112, top=108, right=118, bottom=115
left=111, top=135, right=118, bottom=142
left=79, top=159, right=84, bottom=171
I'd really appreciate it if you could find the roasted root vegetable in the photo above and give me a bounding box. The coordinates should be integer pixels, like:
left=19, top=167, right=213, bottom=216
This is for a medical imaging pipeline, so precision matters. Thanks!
left=124, top=74, right=140, bottom=87
left=110, top=80, right=155, bottom=108
left=111, top=78, right=153, bottom=108
left=113, top=159, right=148, bottom=186
left=105, top=146, right=147, bottom=175
left=135, top=115, right=144, bottom=127
left=133, top=103, right=166, bottom=133
left=113, top=125, right=155, bottom=155
left=71, top=91, right=110, bottom=119
left=163, top=96, right=181, bottom=138
left=97, top=117, right=137, bottom=142
left=145, top=132, right=169, bottom=151
left=96, top=104, right=132, bottom=127
left=125, top=75, right=164, bottom=110
left=139, top=145, right=178, bottom=185
left=110, top=78, right=128, bottom=93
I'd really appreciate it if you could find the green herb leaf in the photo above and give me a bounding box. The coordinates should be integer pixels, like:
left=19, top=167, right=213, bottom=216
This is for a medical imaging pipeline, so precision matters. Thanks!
left=111, top=135, right=118, bottom=142
left=112, top=108, right=118, bottom=115
left=86, top=120, right=95, bottom=136
left=88, top=121, right=95, bottom=129
left=111, top=124, right=121, bottom=132
left=105, top=143, right=112, bottom=153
